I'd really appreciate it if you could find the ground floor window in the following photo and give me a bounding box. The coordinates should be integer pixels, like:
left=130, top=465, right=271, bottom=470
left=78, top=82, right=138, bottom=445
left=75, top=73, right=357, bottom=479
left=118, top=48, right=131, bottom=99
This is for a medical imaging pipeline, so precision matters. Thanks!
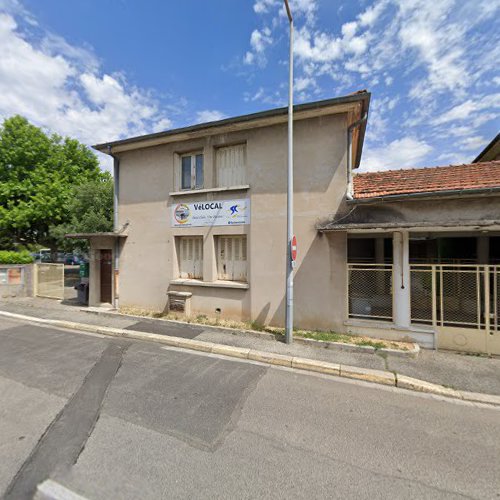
left=178, top=236, right=203, bottom=279
left=216, top=235, right=247, bottom=282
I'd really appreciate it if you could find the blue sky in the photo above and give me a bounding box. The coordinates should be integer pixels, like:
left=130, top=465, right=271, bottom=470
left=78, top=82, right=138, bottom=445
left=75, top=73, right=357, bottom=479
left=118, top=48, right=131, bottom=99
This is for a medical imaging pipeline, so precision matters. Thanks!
left=0, top=0, right=498, bottom=171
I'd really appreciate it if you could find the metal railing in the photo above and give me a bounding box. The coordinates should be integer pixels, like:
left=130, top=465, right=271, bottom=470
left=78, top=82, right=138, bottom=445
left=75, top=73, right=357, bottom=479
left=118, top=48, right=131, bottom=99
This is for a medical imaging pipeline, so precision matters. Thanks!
left=348, top=262, right=500, bottom=332
left=348, top=263, right=393, bottom=321
left=410, top=264, right=500, bottom=330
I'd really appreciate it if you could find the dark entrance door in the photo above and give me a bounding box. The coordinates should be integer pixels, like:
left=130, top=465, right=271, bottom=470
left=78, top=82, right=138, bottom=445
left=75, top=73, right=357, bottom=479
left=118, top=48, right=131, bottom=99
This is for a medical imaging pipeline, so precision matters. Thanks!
left=100, top=249, right=112, bottom=304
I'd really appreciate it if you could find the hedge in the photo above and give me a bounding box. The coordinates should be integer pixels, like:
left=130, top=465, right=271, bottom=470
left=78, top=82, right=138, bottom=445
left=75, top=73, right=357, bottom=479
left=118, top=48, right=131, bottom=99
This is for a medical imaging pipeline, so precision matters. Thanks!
left=0, top=250, right=34, bottom=264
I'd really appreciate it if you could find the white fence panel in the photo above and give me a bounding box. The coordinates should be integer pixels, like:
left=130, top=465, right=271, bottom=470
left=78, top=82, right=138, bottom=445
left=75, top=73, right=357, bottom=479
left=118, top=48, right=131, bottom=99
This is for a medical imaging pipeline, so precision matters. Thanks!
left=35, top=263, right=64, bottom=299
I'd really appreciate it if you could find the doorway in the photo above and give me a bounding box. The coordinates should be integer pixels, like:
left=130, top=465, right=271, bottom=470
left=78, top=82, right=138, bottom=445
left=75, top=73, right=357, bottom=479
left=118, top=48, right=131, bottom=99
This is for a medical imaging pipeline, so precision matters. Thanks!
left=100, top=249, right=112, bottom=304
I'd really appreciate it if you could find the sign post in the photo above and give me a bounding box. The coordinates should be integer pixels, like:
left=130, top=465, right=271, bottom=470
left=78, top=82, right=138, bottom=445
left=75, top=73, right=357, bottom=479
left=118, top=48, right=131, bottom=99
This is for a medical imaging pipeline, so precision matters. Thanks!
left=284, top=0, right=294, bottom=344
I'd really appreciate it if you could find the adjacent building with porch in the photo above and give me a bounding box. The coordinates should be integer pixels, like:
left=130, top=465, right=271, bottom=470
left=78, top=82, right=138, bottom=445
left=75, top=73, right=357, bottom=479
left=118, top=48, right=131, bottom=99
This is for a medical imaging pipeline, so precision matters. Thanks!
left=71, top=92, right=500, bottom=355
left=318, top=159, right=500, bottom=355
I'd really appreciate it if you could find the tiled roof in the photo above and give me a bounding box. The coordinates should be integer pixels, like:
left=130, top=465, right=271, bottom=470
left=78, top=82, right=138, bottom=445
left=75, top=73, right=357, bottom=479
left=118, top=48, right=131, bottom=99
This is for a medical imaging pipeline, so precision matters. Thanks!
left=353, top=161, right=500, bottom=200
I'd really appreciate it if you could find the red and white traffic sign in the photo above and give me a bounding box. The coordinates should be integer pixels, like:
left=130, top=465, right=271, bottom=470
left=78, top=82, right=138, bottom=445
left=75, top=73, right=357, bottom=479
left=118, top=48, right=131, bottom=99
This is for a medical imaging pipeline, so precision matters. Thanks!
left=291, top=235, right=297, bottom=261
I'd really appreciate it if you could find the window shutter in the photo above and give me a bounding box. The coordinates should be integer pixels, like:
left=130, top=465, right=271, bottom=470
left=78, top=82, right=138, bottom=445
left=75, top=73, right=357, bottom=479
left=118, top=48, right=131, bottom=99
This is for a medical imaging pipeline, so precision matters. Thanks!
left=216, top=145, right=246, bottom=187
left=179, top=237, right=203, bottom=279
left=217, top=235, right=247, bottom=282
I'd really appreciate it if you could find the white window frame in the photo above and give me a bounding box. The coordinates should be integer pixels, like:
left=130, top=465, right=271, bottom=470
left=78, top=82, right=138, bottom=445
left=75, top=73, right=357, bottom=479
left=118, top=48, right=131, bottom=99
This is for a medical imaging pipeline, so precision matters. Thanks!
left=179, top=152, right=204, bottom=190
left=215, top=144, right=247, bottom=187
left=216, top=235, right=247, bottom=282
left=178, top=236, right=203, bottom=279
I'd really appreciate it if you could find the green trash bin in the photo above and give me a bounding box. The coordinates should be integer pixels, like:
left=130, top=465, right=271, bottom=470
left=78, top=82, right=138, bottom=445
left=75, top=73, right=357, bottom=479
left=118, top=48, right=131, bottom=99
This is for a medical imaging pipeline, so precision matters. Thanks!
left=79, top=262, right=89, bottom=278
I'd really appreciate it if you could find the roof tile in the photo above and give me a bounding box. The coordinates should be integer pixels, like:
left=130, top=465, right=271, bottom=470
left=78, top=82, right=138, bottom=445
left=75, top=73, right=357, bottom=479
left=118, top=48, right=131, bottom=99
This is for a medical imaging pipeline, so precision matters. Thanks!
left=353, top=161, right=500, bottom=199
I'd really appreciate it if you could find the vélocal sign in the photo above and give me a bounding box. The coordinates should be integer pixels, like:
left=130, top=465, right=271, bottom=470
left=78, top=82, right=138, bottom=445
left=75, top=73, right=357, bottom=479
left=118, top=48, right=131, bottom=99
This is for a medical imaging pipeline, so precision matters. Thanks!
left=171, top=199, right=250, bottom=227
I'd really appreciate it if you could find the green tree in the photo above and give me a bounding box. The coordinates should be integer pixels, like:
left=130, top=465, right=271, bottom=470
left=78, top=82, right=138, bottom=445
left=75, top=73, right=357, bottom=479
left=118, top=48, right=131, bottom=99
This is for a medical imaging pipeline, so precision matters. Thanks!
left=49, top=174, right=114, bottom=251
left=0, top=115, right=103, bottom=249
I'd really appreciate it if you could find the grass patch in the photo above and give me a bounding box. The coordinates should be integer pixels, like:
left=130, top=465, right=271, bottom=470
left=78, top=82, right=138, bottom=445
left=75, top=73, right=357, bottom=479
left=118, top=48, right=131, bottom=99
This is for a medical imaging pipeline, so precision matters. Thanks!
left=355, top=340, right=387, bottom=350
left=118, top=306, right=411, bottom=351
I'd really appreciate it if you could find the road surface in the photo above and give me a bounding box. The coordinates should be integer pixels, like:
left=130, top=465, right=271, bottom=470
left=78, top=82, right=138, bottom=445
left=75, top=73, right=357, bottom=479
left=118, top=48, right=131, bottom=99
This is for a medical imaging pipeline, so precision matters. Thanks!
left=0, top=318, right=498, bottom=499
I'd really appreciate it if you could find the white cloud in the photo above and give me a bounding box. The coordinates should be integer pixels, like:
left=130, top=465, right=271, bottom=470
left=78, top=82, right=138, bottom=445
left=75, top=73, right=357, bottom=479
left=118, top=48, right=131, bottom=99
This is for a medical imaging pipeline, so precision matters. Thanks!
left=436, top=151, right=471, bottom=166
left=294, top=76, right=315, bottom=92
left=243, top=86, right=286, bottom=106
left=360, top=137, right=433, bottom=171
left=243, top=51, right=255, bottom=65
left=195, top=110, right=227, bottom=123
left=433, top=93, right=500, bottom=125
left=397, top=0, right=469, bottom=100
left=358, top=0, right=388, bottom=27
left=459, top=136, right=488, bottom=152
left=244, top=27, right=273, bottom=66
left=0, top=11, right=173, bottom=171
left=250, top=27, right=272, bottom=53
left=341, top=21, right=357, bottom=38
left=244, top=0, right=499, bottom=172
left=295, top=27, right=342, bottom=62
left=253, top=0, right=279, bottom=14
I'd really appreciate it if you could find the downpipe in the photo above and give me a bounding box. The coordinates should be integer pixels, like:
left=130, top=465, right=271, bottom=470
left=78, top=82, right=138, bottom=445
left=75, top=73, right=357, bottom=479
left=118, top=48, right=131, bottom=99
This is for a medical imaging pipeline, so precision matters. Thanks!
left=108, top=146, right=120, bottom=310
left=346, top=113, right=367, bottom=200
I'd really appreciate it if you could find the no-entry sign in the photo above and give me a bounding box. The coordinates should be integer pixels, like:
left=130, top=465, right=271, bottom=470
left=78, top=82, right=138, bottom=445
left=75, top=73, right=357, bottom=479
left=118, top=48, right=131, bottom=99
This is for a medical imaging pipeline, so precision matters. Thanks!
left=291, top=235, right=297, bottom=261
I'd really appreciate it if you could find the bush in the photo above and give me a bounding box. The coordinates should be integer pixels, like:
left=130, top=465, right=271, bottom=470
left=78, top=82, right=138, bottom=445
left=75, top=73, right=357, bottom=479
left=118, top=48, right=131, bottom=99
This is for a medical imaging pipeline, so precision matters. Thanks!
left=0, top=250, right=34, bottom=264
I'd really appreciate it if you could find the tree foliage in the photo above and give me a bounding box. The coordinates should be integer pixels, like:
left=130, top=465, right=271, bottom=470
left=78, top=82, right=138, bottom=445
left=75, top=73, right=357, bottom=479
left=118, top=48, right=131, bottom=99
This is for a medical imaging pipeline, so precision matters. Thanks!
left=49, top=174, right=114, bottom=251
left=0, top=250, right=34, bottom=264
left=0, top=115, right=108, bottom=249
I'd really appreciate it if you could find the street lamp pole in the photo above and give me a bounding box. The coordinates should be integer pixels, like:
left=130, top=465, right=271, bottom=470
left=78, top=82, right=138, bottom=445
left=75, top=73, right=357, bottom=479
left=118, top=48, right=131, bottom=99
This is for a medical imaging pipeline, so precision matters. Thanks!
left=284, top=0, right=294, bottom=344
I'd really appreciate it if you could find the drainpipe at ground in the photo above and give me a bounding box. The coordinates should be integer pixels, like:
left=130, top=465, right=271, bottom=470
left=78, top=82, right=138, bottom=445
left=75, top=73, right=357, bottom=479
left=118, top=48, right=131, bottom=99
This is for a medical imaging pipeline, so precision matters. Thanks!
left=392, top=231, right=411, bottom=328
left=109, top=147, right=120, bottom=310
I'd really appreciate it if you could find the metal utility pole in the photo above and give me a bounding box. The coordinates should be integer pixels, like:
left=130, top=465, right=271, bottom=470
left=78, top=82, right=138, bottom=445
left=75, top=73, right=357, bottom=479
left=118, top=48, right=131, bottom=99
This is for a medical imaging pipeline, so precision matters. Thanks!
left=284, top=0, right=294, bottom=344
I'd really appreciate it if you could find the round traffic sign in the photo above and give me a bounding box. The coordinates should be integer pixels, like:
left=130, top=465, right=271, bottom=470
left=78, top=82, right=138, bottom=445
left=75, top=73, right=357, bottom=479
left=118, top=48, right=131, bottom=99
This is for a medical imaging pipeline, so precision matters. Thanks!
left=291, top=235, right=297, bottom=261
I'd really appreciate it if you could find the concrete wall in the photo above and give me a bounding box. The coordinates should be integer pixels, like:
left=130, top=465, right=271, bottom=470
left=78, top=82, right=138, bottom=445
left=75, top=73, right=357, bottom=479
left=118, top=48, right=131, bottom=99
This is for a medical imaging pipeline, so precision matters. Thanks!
left=117, top=113, right=349, bottom=331
left=0, top=264, right=33, bottom=298
left=340, top=196, right=500, bottom=228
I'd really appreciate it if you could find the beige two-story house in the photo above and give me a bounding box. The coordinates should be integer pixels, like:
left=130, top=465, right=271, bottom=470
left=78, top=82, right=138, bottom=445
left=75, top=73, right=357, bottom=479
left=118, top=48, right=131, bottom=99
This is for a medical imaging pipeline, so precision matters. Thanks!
left=76, top=92, right=370, bottom=334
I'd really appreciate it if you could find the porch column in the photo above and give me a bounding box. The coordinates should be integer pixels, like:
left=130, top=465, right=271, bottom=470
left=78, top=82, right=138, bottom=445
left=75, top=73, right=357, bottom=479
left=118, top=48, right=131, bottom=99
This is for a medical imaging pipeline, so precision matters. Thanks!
left=392, top=231, right=411, bottom=328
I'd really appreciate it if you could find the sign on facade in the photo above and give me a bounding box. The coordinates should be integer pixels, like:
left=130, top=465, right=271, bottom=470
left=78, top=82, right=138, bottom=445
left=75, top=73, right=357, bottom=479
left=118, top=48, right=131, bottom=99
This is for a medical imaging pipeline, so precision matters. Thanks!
left=8, top=268, right=22, bottom=285
left=0, top=268, right=23, bottom=285
left=171, top=199, right=250, bottom=227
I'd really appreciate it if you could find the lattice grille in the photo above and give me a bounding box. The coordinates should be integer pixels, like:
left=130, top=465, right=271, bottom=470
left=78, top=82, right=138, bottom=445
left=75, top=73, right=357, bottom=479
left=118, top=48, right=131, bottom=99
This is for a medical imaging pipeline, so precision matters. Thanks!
left=411, top=267, right=433, bottom=324
left=440, top=268, right=480, bottom=326
left=348, top=264, right=392, bottom=320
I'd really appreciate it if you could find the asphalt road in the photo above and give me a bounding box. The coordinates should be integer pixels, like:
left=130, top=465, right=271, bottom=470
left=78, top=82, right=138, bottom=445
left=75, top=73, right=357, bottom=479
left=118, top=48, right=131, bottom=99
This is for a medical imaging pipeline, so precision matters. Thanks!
left=0, top=318, right=499, bottom=500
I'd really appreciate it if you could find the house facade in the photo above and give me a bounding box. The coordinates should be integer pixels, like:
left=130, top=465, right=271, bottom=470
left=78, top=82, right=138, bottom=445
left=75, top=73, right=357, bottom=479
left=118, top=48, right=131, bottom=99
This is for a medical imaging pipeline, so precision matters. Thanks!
left=75, top=93, right=500, bottom=355
left=83, top=93, right=369, bottom=333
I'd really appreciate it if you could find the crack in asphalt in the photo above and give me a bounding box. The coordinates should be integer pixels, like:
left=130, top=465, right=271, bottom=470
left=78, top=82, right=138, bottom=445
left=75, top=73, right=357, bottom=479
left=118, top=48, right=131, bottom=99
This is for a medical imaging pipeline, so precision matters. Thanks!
left=3, top=340, right=130, bottom=500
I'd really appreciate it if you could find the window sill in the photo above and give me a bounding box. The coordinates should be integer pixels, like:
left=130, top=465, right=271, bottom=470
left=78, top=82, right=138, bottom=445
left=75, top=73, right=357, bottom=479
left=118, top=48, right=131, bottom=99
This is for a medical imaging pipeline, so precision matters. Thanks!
left=169, top=185, right=250, bottom=197
left=170, top=278, right=249, bottom=290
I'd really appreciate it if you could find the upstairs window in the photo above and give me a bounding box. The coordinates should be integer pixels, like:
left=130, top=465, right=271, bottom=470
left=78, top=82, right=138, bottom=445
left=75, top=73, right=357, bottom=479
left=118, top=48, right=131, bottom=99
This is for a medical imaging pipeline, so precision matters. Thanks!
left=216, top=144, right=246, bottom=187
left=217, top=235, right=247, bottom=282
left=181, top=153, right=204, bottom=190
left=178, top=236, right=203, bottom=279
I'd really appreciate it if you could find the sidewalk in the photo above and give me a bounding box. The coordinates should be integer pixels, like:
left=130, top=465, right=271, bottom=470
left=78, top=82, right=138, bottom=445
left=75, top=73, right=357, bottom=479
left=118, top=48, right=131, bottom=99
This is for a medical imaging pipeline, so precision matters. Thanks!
left=1, top=296, right=499, bottom=396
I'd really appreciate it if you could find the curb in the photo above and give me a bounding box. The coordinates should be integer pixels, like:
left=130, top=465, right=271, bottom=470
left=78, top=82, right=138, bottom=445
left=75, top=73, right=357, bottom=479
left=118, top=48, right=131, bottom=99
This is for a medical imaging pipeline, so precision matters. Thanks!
left=81, top=307, right=420, bottom=358
left=0, top=310, right=498, bottom=407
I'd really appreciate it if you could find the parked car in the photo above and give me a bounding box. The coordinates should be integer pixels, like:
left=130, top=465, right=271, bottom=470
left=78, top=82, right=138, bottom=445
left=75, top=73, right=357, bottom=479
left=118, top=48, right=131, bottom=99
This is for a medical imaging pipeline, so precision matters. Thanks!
left=65, top=253, right=84, bottom=265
